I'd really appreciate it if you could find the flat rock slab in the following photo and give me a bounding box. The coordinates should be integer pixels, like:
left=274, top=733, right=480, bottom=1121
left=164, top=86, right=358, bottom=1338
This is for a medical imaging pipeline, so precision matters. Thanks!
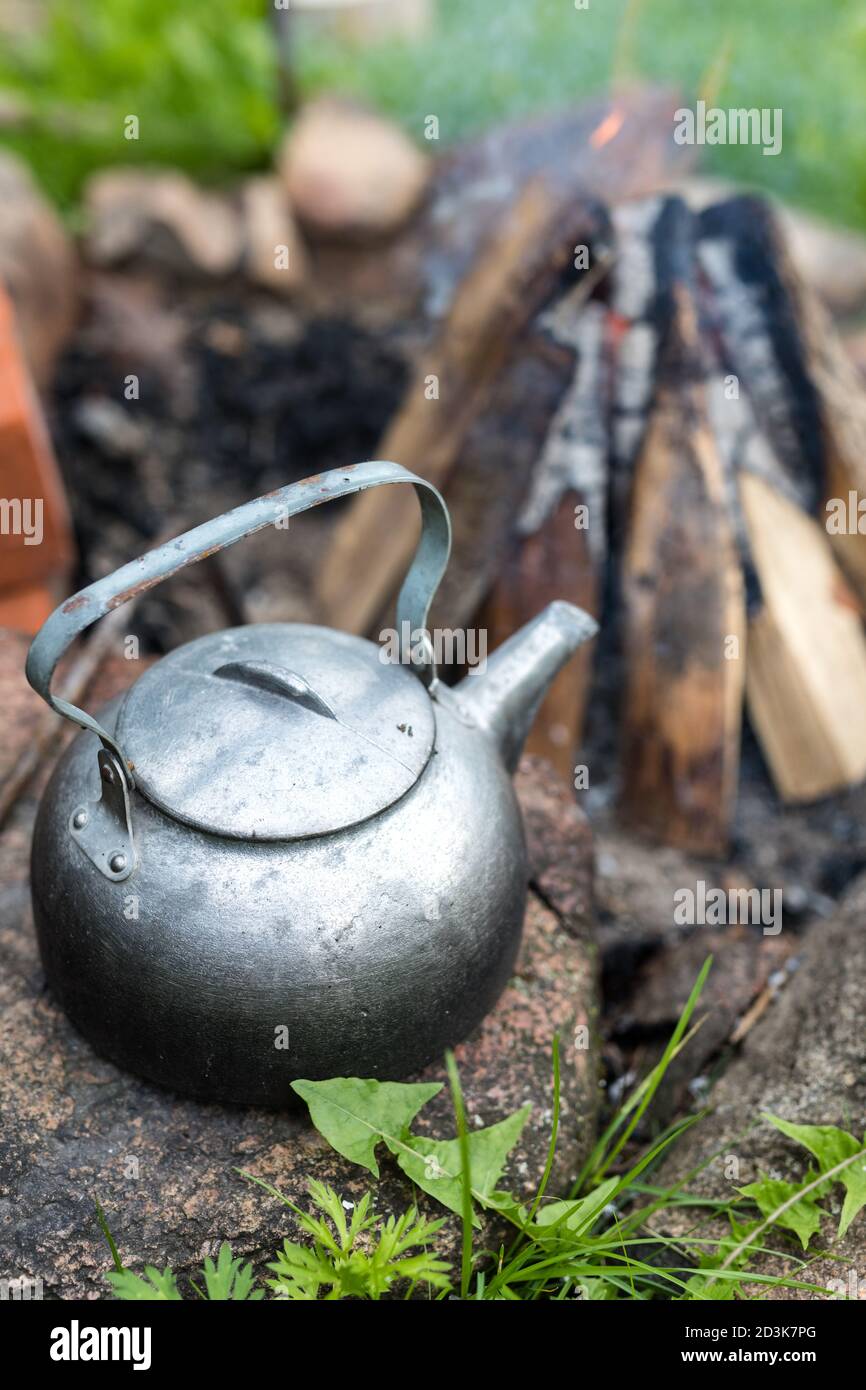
left=0, top=636, right=598, bottom=1300
left=659, top=872, right=866, bottom=1298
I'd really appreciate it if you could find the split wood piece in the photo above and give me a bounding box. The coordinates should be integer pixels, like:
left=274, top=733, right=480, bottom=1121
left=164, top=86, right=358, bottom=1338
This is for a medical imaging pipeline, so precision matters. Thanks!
left=427, top=240, right=614, bottom=637
left=481, top=300, right=608, bottom=778
left=608, top=197, right=702, bottom=547
left=698, top=195, right=866, bottom=608
left=791, top=273, right=866, bottom=610
left=314, top=179, right=607, bottom=638
left=485, top=495, right=599, bottom=781
left=429, top=328, right=580, bottom=632
left=0, top=285, right=75, bottom=627
left=619, top=284, right=745, bottom=857
left=703, top=366, right=780, bottom=612
left=696, top=198, right=824, bottom=516
left=741, top=472, right=866, bottom=803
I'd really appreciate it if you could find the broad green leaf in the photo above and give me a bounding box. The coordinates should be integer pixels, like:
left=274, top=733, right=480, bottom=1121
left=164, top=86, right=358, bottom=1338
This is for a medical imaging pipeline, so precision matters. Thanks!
left=106, top=1266, right=182, bottom=1301
left=388, top=1106, right=530, bottom=1223
left=681, top=1214, right=763, bottom=1299
left=838, top=1167, right=866, bottom=1241
left=532, top=1177, right=619, bottom=1238
left=483, top=1188, right=529, bottom=1223
left=291, top=1077, right=442, bottom=1176
left=764, top=1115, right=866, bottom=1239
left=739, top=1179, right=824, bottom=1251
left=682, top=1271, right=738, bottom=1302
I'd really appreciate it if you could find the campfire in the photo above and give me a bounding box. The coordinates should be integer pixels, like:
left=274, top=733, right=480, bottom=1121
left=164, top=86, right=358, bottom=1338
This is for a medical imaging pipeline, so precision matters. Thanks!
left=313, top=136, right=866, bottom=857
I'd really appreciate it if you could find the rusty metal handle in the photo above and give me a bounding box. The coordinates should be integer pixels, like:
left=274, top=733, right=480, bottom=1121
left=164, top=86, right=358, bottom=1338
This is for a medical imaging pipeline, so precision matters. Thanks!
left=26, top=461, right=452, bottom=787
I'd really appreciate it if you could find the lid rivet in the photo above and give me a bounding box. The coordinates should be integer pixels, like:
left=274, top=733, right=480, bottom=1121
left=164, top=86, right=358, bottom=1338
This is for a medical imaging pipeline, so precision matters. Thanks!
left=71, top=807, right=88, bottom=830
left=108, top=851, right=127, bottom=874
left=101, top=764, right=115, bottom=785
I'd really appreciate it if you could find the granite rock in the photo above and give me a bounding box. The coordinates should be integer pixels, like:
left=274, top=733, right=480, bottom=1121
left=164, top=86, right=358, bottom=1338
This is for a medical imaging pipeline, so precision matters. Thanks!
left=658, top=872, right=866, bottom=1298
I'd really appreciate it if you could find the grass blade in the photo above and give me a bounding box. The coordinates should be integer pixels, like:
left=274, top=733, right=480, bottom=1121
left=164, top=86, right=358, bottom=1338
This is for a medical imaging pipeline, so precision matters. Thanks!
left=445, top=1050, right=473, bottom=1299
left=94, top=1195, right=123, bottom=1273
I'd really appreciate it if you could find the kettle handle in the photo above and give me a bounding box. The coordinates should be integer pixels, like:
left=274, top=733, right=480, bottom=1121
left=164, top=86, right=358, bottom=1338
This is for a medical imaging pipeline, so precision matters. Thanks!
left=26, top=461, right=452, bottom=788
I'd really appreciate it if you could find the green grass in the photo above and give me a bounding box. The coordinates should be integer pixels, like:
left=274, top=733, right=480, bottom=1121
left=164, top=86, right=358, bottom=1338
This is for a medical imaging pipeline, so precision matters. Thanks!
left=1, top=0, right=864, bottom=228
left=98, top=960, right=866, bottom=1300
left=298, top=0, right=866, bottom=229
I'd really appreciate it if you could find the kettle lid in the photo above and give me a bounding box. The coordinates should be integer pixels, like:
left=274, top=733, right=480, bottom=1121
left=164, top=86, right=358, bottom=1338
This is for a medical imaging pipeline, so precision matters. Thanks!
left=114, top=623, right=435, bottom=840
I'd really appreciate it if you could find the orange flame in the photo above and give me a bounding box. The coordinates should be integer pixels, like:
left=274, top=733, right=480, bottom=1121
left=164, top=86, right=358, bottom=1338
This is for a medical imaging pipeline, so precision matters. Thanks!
left=590, top=107, right=626, bottom=149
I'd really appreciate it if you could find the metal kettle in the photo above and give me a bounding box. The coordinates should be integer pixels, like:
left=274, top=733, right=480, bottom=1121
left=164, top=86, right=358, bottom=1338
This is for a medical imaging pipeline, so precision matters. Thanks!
left=27, top=462, right=597, bottom=1104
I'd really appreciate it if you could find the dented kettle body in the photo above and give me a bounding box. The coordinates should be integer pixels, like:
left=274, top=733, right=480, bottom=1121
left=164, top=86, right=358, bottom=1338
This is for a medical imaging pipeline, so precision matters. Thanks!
left=27, top=463, right=596, bottom=1104
left=31, top=675, right=527, bottom=1104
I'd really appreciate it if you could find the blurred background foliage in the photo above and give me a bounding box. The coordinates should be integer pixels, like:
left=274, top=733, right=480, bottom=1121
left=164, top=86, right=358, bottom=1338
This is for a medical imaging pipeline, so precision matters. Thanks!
left=0, top=0, right=863, bottom=228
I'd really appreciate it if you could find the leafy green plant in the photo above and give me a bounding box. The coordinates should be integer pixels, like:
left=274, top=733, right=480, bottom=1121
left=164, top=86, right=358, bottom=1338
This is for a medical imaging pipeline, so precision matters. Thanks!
left=755, top=1116, right=866, bottom=1242
left=99, top=957, right=866, bottom=1301
left=0, top=0, right=279, bottom=204
left=247, top=1178, right=451, bottom=1300
left=103, top=1242, right=263, bottom=1301
left=289, top=1075, right=530, bottom=1222
left=106, top=1264, right=182, bottom=1302
left=193, top=1242, right=265, bottom=1301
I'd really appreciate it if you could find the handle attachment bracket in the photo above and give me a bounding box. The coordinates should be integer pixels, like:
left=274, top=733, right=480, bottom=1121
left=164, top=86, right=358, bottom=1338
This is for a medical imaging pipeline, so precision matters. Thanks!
left=68, top=749, right=136, bottom=881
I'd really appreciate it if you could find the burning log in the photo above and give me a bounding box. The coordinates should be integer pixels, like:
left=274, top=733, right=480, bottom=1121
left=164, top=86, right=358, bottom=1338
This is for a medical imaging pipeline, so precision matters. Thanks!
left=617, top=191, right=866, bottom=832
left=314, top=96, right=866, bottom=846
left=483, top=299, right=608, bottom=776
left=618, top=225, right=746, bottom=855
left=697, top=195, right=866, bottom=606
left=694, top=195, right=866, bottom=804
left=317, top=88, right=696, bottom=646
left=316, top=178, right=608, bottom=638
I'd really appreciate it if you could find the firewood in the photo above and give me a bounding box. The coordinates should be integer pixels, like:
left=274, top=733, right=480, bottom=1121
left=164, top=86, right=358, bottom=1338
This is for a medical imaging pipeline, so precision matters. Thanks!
left=619, top=276, right=745, bottom=856
left=609, top=197, right=665, bottom=512
left=481, top=299, right=608, bottom=777
left=485, top=493, right=599, bottom=779
left=794, top=286, right=866, bottom=610
left=316, top=89, right=695, bottom=640
left=740, top=472, right=866, bottom=802
left=697, top=195, right=866, bottom=608
left=425, top=87, right=695, bottom=310
left=315, top=178, right=606, bottom=636
left=431, top=327, right=583, bottom=632
left=697, top=199, right=823, bottom=516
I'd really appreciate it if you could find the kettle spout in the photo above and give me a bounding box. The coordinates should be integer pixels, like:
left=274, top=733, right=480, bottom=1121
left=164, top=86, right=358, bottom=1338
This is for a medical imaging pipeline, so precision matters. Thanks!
left=453, top=601, right=598, bottom=772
